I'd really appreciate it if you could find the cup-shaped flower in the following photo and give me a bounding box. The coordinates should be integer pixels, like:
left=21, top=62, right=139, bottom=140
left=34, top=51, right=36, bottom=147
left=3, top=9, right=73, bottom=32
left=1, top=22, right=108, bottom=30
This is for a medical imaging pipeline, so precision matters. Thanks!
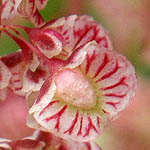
left=27, top=42, right=137, bottom=142
left=0, top=130, right=101, bottom=150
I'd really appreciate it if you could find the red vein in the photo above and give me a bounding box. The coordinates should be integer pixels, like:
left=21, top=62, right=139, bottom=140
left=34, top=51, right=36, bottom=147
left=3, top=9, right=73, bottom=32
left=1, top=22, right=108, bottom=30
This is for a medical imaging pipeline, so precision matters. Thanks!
left=85, top=51, right=96, bottom=74
left=9, top=0, right=15, bottom=14
left=102, top=109, right=109, bottom=114
left=15, top=87, right=22, bottom=91
left=77, top=115, right=83, bottom=136
left=106, top=102, right=120, bottom=109
left=84, top=115, right=99, bottom=137
left=100, top=77, right=127, bottom=91
left=14, top=80, right=20, bottom=82
left=93, top=54, right=109, bottom=79
left=85, top=142, right=91, bottom=150
left=74, top=26, right=93, bottom=49
left=104, top=93, right=126, bottom=98
left=96, top=62, right=120, bottom=82
left=64, top=111, right=79, bottom=134
left=97, top=36, right=108, bottom=48
left=0, top=0, right=8, bottom=24
left=12, top=72, right=19, bottom=75
left=39, top=101, right=59, bottom=116
left=44, top=105, right=67, bottom=132
left=91, top=26, right=98, bottom=42
left=97, top=116, right=100, bottom=128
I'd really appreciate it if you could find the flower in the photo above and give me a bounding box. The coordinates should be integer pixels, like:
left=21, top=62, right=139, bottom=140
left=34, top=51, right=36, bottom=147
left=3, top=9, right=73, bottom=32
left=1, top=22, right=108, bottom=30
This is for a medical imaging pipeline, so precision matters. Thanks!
left=28, top=15, right=113, bottom=59
left=24, top=15, right=137, bottom=142
left=0, top=50, right=51, bottom=102
left=0, top=14, right=113, bottom=100
left=0, top=130, right=101, bottom=150
left=27, top=43, right=137, bottom=142
left=0, top=1, right=137, bottom=147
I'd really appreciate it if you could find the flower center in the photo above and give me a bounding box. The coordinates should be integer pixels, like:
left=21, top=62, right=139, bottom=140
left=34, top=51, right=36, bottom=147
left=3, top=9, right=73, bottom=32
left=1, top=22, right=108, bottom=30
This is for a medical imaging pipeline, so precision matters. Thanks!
left=55, top=69, right=96, bottom=109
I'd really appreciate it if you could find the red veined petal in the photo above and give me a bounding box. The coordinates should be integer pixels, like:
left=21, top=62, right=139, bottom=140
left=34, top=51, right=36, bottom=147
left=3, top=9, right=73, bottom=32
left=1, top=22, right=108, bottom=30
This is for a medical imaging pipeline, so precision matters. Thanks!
left=23, top=59, right=49, bottom=93
left=17, top=0, right=45, bottom=27
left=79, top=47, right=137, bottom=116
left=29, top=76, right=56, bottom=114
left=30, top=100, right=102, bottom=141
left=28, top=45, right=137, bottom=141
left=29, top=8, right=45, bottom=27
left=1, top=51, right=48, bottom=96
left=1, top=51, right=27, bottom=96
left=65, top=41, right=97, bottom=69
left=1, top=0, right=22, bottom=20
left=44, top=15, right=113, bottom=59
left=17, top=0, right=36, bottom=17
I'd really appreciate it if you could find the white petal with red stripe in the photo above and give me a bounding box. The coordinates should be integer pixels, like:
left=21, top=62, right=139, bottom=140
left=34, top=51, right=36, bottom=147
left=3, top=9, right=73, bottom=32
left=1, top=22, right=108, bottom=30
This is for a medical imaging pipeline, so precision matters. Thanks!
left=17, top=0, right=36, bottom=17
left=30, top=100, right=102, bottom=141
left=1, top=51, right=26, bottom=96
left=17, top=0, right=45, bottom=26
left=46, top=15, right=112, bottom=58
left=1, top=0, right=22, bottom=19
left=28, top=45, right=137, bottom=141
left=23, top=62, right=49, bottom=93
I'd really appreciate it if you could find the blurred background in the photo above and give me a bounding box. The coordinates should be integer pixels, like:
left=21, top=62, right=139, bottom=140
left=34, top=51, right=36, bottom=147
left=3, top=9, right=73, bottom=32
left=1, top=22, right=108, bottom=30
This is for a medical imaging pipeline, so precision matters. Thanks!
left=0, top=0, right=149, bottom=149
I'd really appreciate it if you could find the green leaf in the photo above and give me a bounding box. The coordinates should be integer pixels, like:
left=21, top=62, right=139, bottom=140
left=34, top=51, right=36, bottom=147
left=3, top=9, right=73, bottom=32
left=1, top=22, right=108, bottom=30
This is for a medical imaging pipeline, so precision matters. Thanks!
left=40, top=0, right=65, bottom=22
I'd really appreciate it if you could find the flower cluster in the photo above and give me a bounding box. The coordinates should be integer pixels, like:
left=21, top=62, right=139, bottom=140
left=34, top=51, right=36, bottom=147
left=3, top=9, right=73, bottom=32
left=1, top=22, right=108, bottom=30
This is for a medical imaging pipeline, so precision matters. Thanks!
left=0, top=0, right=137, bottom=150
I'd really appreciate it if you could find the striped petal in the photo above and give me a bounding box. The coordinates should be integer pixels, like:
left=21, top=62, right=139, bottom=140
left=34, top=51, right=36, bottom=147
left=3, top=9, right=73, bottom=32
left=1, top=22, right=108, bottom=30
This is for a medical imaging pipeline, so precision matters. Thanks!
left=28, top=45, right=137, bottom=141
left=17, top=0, right=45, bottom=26
left=45, top=15, right=112, bottom=58
left=1, top=51, right=49, bottom=96
left=79, top=47, right=137, bottom=117
left=23, top=58, right=49, bottom=93
left=1, top=0, right=22, bottom=19
left=29, top=9, right=45, bottom=27
left=1, top=51, right=26, bottom=96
